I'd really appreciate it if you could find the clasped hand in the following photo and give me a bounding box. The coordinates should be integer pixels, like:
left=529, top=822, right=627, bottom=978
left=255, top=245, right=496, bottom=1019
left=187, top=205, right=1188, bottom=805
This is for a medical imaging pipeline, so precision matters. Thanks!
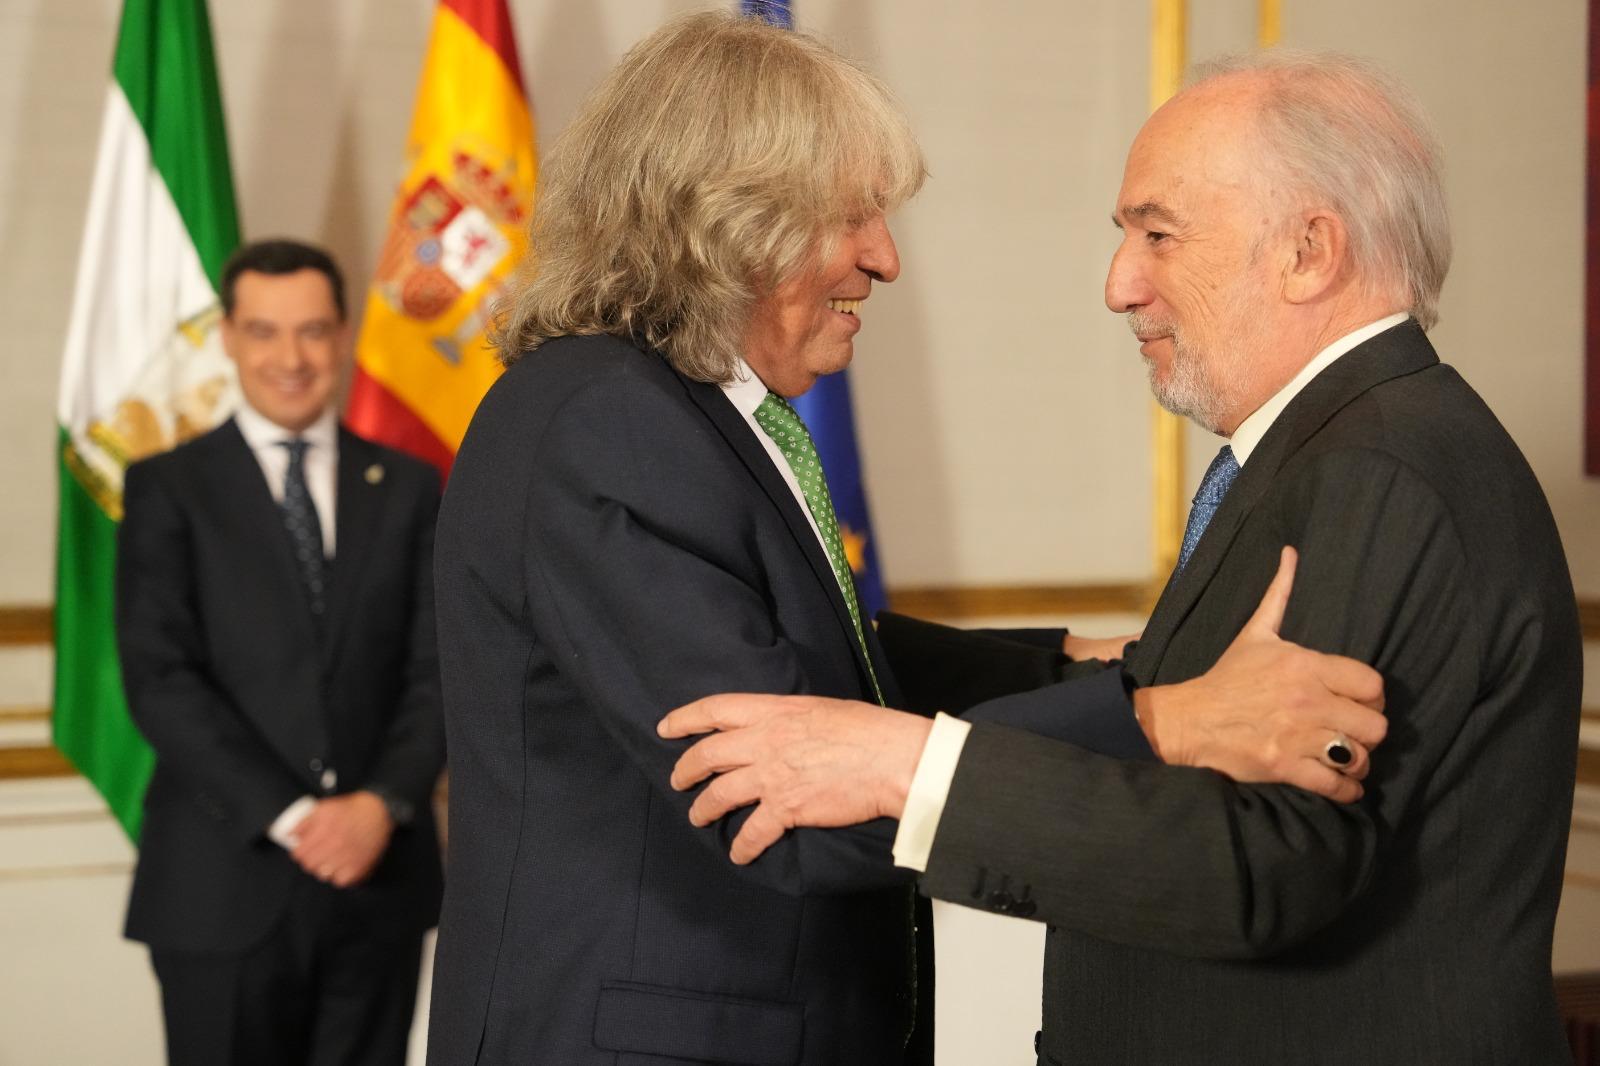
left=288, top=791, right=394, bottom=888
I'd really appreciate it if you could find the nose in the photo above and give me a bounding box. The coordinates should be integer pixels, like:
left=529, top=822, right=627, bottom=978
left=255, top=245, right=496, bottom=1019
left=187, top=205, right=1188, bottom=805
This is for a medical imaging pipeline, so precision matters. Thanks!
left=1104, top=238, right=1150, bottom=314
left=858, top=216, right=901, bottom=284
left=284, top=332, right=313, bottom=368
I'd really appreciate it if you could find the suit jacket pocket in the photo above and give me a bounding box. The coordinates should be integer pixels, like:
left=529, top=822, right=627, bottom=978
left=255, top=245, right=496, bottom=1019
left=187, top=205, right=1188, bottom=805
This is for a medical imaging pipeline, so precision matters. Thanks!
left=592, top=981, right=803, bottom=1066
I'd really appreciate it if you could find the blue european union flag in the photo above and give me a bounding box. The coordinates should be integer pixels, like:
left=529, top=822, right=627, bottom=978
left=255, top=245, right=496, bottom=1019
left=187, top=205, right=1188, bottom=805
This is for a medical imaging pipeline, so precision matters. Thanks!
left=738, top=0, right=888, bottom=617
left=790, top=373, right=888, bottom=617
left=741, top=0, right=793, bottom=28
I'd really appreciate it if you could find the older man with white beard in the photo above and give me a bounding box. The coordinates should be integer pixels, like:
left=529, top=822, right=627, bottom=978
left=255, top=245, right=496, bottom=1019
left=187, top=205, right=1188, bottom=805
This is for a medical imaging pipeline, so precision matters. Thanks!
left=662, top=50, right=1583, bottom=1063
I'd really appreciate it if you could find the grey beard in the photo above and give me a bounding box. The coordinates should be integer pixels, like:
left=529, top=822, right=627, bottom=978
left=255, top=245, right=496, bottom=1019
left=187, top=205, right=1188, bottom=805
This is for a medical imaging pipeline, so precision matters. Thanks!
left=1144, top=340, right=1229, bottom=432
left=1128, top=313, right=1230, bottom=433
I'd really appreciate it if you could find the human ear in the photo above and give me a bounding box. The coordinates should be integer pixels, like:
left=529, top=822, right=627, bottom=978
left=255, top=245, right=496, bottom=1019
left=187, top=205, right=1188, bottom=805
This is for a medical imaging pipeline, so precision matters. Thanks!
left=1282, top=210, right=1347, bottom=305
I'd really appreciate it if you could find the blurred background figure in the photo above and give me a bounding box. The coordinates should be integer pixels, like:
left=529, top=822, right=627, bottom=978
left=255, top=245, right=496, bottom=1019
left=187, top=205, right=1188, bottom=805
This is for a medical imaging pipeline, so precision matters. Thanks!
left=115, top=240, right=446, bottom=1066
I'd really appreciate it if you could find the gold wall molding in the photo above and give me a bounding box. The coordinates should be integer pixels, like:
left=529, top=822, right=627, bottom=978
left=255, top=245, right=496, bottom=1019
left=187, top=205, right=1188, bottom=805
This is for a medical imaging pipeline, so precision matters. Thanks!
left=0, top=707, right=50, bottom=722
left=0, top=746, right=73, bottom=779
left=1582, top=747, right=1600, bottom=790
left=5, top=597, right=1598, bottom=631
left=0, top=606, right=52, bottom=646
left=0, top=862, right=130, bottom=884
left=1581, top=599, right=1600, bottom=641
left=0, top=808, right=108, bottom=829
left=889, top=581, right=1156, bottom=620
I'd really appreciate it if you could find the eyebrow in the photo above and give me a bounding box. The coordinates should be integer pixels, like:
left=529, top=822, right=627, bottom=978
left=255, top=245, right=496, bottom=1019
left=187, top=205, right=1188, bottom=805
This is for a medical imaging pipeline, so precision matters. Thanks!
left=1112, top=201, right=1185, bottom=229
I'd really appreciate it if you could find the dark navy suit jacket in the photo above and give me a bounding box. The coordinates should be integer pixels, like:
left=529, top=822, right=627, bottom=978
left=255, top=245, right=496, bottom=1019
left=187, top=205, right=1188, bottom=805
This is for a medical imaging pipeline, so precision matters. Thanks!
left=117, top=419, right=445, bottom=954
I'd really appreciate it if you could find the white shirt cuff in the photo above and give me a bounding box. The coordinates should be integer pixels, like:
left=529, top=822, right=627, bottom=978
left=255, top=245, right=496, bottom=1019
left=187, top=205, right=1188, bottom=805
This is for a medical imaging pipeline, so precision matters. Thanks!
left=892, top=712, right=972, bottom=872
left=267, top=795, right=317, bottom=849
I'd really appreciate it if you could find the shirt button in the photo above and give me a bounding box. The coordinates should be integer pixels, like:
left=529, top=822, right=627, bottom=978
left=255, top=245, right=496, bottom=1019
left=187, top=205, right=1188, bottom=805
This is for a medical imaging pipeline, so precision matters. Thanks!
left=309, top=758, right=323, bottom=773
left=320, top=768, right=337, bottom=792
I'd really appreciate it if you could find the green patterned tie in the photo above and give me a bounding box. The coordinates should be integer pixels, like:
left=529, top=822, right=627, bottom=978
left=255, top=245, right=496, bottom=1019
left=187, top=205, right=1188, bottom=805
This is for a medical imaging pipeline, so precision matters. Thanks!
left=754, top=392, right=884, bottom=705
left=755, top=394, right=912, bottom=1047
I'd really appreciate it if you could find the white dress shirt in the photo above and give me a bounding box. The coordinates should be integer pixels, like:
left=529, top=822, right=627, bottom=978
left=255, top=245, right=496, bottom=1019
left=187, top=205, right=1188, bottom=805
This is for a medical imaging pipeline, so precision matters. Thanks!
left=890, top=313, right=1413, bottom=872
left=232, top=401, right=341, bottom=848
left=232, top=401, right=340, bottom=557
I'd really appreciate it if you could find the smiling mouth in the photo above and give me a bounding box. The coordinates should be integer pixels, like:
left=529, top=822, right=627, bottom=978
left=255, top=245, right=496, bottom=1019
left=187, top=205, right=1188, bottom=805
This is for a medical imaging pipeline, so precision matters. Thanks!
left=827, top=298, right=864, bottom=315
left=267, top=377, right=317, bottom=393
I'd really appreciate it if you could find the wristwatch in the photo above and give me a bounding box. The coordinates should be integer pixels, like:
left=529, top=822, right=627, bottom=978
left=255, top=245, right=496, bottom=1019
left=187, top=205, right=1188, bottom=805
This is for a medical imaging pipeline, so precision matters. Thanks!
left=367, top=786, right=415, bottom=827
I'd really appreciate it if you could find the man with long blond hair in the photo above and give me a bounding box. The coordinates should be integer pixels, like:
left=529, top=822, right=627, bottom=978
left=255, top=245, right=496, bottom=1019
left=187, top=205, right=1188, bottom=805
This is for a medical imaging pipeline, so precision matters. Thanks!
left=427, top=15, right=936, bottom=1064
left=427, top=13, right=1388, bottom=1064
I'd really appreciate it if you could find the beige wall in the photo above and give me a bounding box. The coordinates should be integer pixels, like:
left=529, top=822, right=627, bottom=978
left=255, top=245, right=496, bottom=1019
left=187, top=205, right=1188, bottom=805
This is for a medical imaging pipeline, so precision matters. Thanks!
left=2, top=1, right=1598, bottom=1063
left=5, top=1, right=1597, bottom=596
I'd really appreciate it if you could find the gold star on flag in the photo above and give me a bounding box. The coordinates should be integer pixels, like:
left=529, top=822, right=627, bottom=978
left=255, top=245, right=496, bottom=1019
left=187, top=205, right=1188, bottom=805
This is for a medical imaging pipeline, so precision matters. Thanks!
left=840, top=523, right=869, bottom=575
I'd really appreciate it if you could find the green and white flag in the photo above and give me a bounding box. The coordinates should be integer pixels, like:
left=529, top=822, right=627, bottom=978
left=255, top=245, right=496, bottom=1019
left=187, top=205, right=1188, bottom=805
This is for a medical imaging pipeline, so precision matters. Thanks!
left=55, top=0, right=240, bottom=840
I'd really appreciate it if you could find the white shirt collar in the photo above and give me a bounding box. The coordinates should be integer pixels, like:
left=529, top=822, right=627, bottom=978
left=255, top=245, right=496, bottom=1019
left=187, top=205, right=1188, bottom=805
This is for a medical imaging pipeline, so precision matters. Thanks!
left=1229, top=313, right=1410, bottom=466
left=233, top=400, right=339, bottom=454
left=721, top=357, right=772, bottom=416
left=718, top=356, right=830, bottom=552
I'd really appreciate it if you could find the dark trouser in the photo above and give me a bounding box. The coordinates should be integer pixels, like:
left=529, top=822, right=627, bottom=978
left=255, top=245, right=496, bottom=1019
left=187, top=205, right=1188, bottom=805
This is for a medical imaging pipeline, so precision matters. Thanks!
left=151, top=882, right=424, bottom=1066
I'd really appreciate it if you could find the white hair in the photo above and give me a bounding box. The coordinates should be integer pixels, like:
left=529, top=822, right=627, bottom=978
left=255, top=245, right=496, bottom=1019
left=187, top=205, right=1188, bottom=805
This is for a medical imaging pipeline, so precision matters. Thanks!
left=1191, top=51, right=1451, bottom=329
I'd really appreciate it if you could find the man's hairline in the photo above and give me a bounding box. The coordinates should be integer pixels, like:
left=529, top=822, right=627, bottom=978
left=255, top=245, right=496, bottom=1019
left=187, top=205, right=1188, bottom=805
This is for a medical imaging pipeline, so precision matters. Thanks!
left=225, top=268, right=348, bottom=326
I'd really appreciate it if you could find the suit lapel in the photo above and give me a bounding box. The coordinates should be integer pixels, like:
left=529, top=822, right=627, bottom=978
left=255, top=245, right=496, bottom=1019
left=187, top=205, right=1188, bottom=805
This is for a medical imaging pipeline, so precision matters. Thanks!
left=195, top=419, right=329, bottom=759
left=1134, top=321, right=1440, bottom=683
left=679, top=374, right=882, bottom=694
left=202, top=419, right=317, bottom=643
left=321, top=428, right=384, bottom=662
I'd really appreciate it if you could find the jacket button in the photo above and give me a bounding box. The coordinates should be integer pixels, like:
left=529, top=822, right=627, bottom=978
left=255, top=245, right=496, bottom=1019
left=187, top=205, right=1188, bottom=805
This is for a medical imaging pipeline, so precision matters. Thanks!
left=1012, top=898, right=1038, bottom=918
left=986, top=890, right=1016, bottom=914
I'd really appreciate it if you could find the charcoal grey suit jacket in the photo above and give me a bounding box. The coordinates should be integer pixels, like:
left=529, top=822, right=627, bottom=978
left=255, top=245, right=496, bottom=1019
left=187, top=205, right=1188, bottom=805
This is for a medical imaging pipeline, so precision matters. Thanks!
left=921, top=321, right=1582, bottom=1064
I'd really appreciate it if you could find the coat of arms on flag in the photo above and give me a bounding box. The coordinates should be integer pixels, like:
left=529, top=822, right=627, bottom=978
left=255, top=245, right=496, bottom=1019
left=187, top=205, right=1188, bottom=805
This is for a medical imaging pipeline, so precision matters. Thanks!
left=369, top=144, right=524, bottom=365
left=347, top=0, right=536, bottom=478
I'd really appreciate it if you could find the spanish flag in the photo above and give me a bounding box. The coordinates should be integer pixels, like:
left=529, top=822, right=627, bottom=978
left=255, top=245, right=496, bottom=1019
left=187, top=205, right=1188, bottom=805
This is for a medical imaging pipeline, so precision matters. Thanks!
left=346, top=0, right=536, bottom=478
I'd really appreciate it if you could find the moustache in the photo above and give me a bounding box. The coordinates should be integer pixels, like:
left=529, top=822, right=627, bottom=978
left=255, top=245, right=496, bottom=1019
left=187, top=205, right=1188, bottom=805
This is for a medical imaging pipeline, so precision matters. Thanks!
left=1125, top=311, right=1174, bottom=340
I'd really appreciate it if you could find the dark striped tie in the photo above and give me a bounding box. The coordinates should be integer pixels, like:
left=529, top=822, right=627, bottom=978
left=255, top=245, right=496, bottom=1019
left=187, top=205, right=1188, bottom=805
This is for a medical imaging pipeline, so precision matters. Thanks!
left=278, top=440, right=327, bottom=619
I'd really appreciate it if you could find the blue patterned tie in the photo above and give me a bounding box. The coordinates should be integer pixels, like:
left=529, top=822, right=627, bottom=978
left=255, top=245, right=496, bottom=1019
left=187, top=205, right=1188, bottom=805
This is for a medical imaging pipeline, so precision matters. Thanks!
left=278, top=440, right=327, bottom=618
left=1177, top=445, right=1240, bottom=572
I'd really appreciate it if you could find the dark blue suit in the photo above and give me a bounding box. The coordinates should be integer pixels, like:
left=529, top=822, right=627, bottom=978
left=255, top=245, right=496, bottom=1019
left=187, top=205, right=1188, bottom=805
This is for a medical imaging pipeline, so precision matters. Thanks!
left=428, top=336, right=923, bottom=1065
left=117, top=418, right=445, bottom=1065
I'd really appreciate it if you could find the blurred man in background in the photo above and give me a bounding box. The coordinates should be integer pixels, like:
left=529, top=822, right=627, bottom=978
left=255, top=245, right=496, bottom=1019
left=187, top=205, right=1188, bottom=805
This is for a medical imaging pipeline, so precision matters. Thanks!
left=116, top=239, right=446, bottom=1066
